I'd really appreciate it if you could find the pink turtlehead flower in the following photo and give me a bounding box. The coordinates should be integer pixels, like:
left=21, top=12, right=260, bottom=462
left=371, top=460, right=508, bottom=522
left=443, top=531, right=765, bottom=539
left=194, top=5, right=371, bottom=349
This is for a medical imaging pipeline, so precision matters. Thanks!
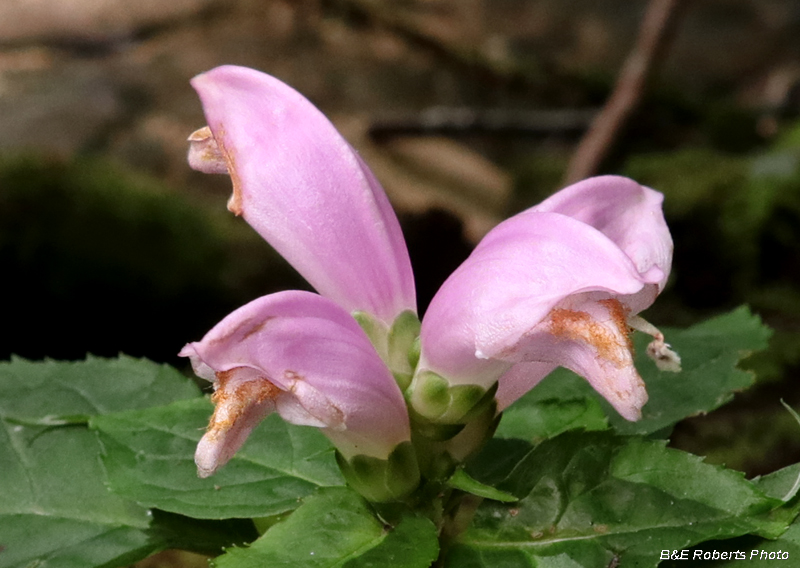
left=182, top=65, right=677, bottom=484
left=183, top=66, right=417, bottom=489
left=180, top=291, right=411, bottom=477
left=416, top=176, right=678, bottom=422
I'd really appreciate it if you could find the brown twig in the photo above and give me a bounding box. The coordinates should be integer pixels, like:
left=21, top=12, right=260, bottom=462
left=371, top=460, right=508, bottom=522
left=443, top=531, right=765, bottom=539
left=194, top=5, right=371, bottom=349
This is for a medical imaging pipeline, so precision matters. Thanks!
left=563, top=0, right=688, bottom=185
left=368, top=107, right=597, bottom=140
left=330, top=0, right=541, bottom=86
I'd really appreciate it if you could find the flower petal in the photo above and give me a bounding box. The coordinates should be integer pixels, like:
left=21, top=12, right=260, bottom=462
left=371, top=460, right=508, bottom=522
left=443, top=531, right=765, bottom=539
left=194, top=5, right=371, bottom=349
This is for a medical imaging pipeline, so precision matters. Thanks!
left=420, top=210, right=652, bottom=386
left=531, top=175, right=672, bottom=309
left=192, top=367, right=279, bottom=478
left=417, top=177, right=672, bottom=421
left=494, top=361, right=556, bottom=411
left=495, top=295, right=648, bottom=420
left=180, top=290, right=411, bottom=476
left=187, top=126, right=228, bottom=174
left=190, top=66, right=415, bottom=323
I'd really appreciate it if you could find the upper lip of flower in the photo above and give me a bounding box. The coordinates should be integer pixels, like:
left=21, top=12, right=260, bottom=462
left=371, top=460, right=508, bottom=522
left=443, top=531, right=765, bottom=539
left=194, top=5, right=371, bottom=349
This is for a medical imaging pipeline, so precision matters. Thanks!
left=183, top=64, right=677, bottom=477
left=188, top=65, right=416, bottom=326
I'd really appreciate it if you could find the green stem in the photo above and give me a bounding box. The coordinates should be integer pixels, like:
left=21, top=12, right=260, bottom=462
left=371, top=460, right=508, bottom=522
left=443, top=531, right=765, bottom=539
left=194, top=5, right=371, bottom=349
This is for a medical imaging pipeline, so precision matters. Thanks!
left=435, top=490, right=484, bottom=567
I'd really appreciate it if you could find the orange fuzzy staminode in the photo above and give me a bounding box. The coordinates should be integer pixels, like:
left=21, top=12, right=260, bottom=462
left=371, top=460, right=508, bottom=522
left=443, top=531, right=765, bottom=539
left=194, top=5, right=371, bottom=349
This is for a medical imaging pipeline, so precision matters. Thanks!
left=548, top=298, right=632, bottom=368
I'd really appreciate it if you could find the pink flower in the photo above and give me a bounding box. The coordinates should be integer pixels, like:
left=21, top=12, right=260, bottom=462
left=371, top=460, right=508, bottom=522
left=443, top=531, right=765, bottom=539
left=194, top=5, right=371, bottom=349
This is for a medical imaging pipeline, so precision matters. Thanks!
left=414, top=176, right=679, bottom=423
left=182, top=66, right=419, bottom=501
left=187, top=67, right=414, bottom=324
left=180, top=292, right=411, bottom=474
left=182, top=65, right=678, bottom=494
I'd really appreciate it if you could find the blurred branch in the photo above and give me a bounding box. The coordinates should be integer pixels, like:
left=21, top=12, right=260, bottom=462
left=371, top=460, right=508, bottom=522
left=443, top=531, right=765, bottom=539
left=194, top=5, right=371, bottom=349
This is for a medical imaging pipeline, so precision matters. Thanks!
left=564, top=0, right=688, bottom=185
left=331, top=0, right=542, bottom=85
left=368, top=107, right=597, bottom=140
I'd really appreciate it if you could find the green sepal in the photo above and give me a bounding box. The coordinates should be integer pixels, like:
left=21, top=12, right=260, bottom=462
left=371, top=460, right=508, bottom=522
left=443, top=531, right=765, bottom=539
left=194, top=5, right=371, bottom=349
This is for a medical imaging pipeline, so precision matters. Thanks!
left=354, top=310, right=421, bottom=385
left=393, top=371, right=413, bottom=391
left=408, top=337, right=421, bottom=370
left=409, top=407, right=467, bottom=441
left=462, top=382, right=499, bottom=422
left=388, top=310, right=421, bottom=374
left=413, top=371, right=450, bottom=418
left=410, top=371, right=490, bottom=423
left=352, top=311, right=389, bottom=359
left=335, top=441, right=421, bottom=503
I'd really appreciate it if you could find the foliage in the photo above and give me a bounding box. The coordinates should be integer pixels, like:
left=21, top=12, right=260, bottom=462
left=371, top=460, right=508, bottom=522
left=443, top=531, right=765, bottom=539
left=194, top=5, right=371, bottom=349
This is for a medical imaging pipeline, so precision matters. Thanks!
left=618, top=125, right=800, bottom=475
left=2, top=307, right=798, bottom=567
left=497, top=307, right=770, bottom=441
left=0, top=154, right=304, bottom=364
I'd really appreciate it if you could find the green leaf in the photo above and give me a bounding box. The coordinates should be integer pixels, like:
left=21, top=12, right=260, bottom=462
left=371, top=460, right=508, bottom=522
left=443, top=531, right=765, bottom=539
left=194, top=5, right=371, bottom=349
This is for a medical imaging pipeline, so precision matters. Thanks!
left=496, top=306, right=770, bottom=440
left=455, top=431, right=786, bottom=568
left=213, top=487, right=439, bottom=568
left=758, top=401, right=800, bottom=503
left=91, top=397, right=345, bottom=519
left=0, top=514, right=158, bottom=568
left=755, top=463, right=800, bottom=503
left=448, top=469, right=518, bottom=503
left=705, top=516, right=800, bottom=566
left=149, top=511, right=259, bottom=556
left=496, top=392, right=608, bottom=442
left=0, top=356, right=205, bottom=567
left=0, top=355, right=201, bottom=423
left=0, top=422, right=150, bottom=526
left=613, top=306, right=771, bottom=436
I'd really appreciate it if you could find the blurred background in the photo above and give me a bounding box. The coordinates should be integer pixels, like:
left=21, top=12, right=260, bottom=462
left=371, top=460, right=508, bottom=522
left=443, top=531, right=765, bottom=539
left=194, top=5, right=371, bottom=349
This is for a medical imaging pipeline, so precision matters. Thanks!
left=2, top=0, right=800, bottom=507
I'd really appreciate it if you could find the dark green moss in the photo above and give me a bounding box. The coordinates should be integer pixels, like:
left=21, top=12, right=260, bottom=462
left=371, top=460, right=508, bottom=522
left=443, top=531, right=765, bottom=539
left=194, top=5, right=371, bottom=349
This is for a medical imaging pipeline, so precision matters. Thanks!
left=0, top=154, right=305, bottom=364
